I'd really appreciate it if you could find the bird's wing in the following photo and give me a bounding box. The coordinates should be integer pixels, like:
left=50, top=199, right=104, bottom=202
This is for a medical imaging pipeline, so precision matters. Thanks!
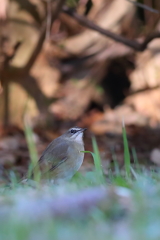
left=39, top=139, right=69, bottom=172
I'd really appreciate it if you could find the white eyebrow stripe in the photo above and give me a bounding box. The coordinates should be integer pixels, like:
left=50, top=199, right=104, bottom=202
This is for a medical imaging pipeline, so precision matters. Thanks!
left=71, top=128, right=81, bottom=131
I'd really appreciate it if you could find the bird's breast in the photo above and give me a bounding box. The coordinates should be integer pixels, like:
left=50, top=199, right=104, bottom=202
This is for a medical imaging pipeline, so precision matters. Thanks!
left=67, top=142, right=84, bottom=171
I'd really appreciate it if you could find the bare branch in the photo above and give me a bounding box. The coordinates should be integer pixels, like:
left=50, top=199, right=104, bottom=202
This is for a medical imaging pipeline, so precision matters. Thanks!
left=62, top=6, right=160, bottom=52
left=46, top=0, right=52, bottom=39
left=126, top=0, right=159, bottom=14
left=130, top=85, right=160, bottom=96
left=25, top=0, right=66, bottom=72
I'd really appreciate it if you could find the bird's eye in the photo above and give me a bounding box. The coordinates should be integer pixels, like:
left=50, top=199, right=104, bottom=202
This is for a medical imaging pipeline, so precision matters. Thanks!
left=71, top=129, right=77, bottom=134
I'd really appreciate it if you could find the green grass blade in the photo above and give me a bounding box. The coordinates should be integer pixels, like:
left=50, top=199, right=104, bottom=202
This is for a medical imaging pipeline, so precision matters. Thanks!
left=9, top=171, right=18, bottom=188
left=122, top=121, right=131, bottom=177
left=130, top=166, right=138, bottom=180
left=132, top=147, right=138, bottom=165
left=91, top=137, right=105, bottom=183
left=82, top=149, right=104, bottom=184
left=92, top=136, right=103, bottom=173
left=111, top=149, right=120, bottom=176
left=24, top=116, right=40, bottom=182
left=81, top=151, right=98, bottom=166
left=132, top=147, right=141, bottom=173
left=27, top=163, right=34, bottom=179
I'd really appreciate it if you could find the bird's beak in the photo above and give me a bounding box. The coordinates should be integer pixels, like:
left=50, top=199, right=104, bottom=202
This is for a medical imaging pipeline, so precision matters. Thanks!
left=81, top=128, right=87, bottom=132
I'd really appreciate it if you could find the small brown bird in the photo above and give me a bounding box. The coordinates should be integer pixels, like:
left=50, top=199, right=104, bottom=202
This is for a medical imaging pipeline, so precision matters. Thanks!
left=37, top=127, right=86, bottom=183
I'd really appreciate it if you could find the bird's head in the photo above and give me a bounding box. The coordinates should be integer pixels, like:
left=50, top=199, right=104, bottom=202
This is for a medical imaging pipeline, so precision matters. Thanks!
left=63, top=127, right=87, bottom=144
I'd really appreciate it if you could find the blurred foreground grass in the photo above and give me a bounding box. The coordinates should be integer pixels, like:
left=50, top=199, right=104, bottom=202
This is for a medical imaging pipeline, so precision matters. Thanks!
left=0, top=124, right=160, bottom=240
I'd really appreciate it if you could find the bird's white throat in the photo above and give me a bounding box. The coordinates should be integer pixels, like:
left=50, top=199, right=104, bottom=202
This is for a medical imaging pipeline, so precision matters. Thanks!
left=72, top=132, right=83, bottom=144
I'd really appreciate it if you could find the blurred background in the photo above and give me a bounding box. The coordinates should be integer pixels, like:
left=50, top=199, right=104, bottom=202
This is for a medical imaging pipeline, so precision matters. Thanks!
left=1, top=0, right=160, bottom=177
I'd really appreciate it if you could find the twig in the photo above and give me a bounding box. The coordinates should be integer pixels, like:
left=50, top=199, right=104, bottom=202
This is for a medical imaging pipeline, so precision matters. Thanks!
left=129, top=85, right=160, bottom=96
left=126, top=0, right=159, bottom=14
left=25, top=0, right=66, bottom=72
left=62, top=6, right=160, bottom=52
left=46, top=0, right=52, bottom=39
left=1, top=41, right=21, bottom=126
left=1, top=0, right=66, bottom=121
left=2, top=0, right=66, bottom=77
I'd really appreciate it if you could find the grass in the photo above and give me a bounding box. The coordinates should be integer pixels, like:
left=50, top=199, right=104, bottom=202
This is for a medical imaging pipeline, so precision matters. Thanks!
left=24, top=115, right=41, bottom=181
left=122, top=121, right=131, bottom=178
left=1, top=124, right=160, bottom=240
